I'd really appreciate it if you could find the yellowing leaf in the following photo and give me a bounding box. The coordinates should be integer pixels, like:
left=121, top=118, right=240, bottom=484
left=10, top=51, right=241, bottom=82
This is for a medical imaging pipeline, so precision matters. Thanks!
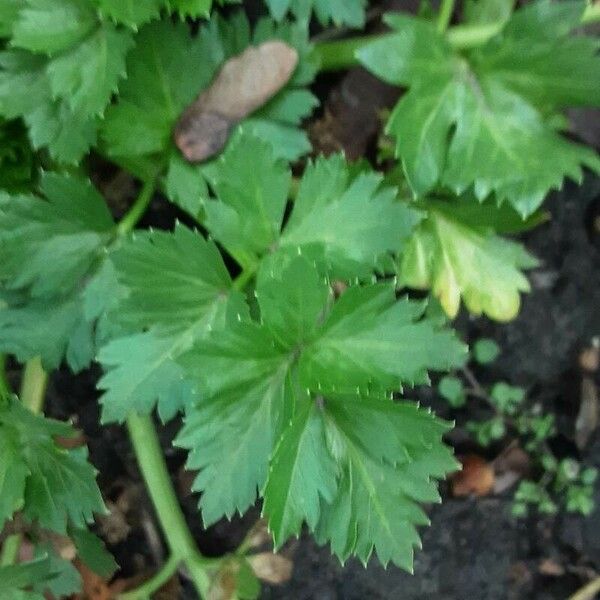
left=399, top=203, right=538, bottom=321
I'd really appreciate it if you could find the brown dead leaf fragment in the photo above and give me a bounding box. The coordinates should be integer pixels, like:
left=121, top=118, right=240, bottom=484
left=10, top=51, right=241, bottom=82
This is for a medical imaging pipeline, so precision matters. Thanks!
left=452, top=454, right=495, bottom=497
left=174, top=41, right=298, bottom=162
left=248, top=552, right=293, bottom=585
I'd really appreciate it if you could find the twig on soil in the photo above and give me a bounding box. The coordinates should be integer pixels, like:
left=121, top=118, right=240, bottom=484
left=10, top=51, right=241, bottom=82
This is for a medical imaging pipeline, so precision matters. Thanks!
left=568, top=575, right=600, bottom=600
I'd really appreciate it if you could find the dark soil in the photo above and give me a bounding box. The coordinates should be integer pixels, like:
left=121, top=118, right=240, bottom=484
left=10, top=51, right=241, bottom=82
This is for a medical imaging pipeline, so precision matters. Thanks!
left=38, top=53, right=600, bottom=600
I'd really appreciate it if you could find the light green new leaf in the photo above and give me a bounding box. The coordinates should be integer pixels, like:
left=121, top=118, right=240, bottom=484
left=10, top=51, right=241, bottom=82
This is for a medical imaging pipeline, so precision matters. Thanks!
left=0, top=397, right=105, bottom=534
left=98, top=226, right=241, bottom=422
left=398, top=201, right=538, bottom=321
left=263, top=401, right=338, bottom=546
left=299, top=283, right=467, bottom=390
left=265, top=0, right=367, bottom=27
left=357, top=7, right=600, bottom=215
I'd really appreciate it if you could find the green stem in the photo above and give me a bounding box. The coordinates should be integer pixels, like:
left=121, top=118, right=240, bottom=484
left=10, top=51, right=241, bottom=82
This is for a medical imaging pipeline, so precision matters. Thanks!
left=314, top=34, right=378, bottom=71
left=314, top=6, right=600, bottom=70
left=232, top=263, right=259, bottom=292
left=116, top=177, right=157, bottom=237
left=20, top=357, right=48, bottom=414
left=1, top=358, right=49, bottom=567
left=126, top=413, right=211, bottom=598
left=0, top=534, right=21, bottom=566
left=437, top=0, right=456, bottom=33
left=118, top=554, right=180, bottom=600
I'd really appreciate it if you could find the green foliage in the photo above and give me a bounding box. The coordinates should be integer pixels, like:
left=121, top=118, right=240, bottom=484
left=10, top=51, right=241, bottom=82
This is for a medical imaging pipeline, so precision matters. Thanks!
left=0, top=395, right=105, bottom=534
left=205, top=138, right=420, bottom=275
left=96, top=0, right=237, bottom=27
left=98, top=224, right=244, bottom=422
left=357, top=3, right=600, bottom=215
left=473, top=338, right=500, bottom=364
left=0, top=555, right=55, bottom=600
left=1, top=0, right=598, bottom=587
left=176, top=255, right=465, bottom=568
left=438, top=375, right=465, bottom=407
left=0, top=0, right=134, bottom=162
left=265, top=0, right=368, bottom=27
left=0, top=173, right=115, bottom=370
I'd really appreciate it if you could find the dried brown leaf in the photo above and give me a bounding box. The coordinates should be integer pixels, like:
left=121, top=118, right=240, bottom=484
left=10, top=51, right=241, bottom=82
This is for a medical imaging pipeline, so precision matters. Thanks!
left=452, top=454, right=495, bottom=497
left=174, top=41, right=298, bottom=162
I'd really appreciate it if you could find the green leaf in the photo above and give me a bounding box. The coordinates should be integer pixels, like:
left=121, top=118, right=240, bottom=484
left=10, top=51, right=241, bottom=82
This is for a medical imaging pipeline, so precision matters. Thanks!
left=490, top=381, right=524, bottom=413
left=0, top=50, right=98, bottom=163
left=357, top=8, right=600, bottom=215
left=209, top=145, right=421, bottom=278
left=0, top=173, right=113, bottom=297
left=0, top=293, right=94, bottom=371
left=473, top=338, right=500, bottom=364
left=277, top=154, right=422, bottom=279
left=95, top=0, right=162, bottom=27
left=33, top=544, right=81, bottom=597
left=46, top=24, right=133, bottom=117
left=176, top=323, right=293, bottom=525
left=0, top=396, right=105, bottom=534
left=263, top=401, right=338, bottom=546
left=0, top=0, right=22, bottom=37
left=0, top=556, right=52, bottom=600
left=0, top=174, right=114, bottom=369
left=164, top=153, right=208, bottom=219
left=70, top=528, right=118, bottom=578
left=262, top=394, right=457, bottom=566
left=464, top=0, right=514, bottom=26
left=398, top=202, right=538, bottom=321
left=178, top=257, right=464, bottom=528
left=299, top=284, right=467, bottom=390
left=102, top=14, right=317, bottom=162
left=11, top=0, right=97, bottom=55
left=203, top=135, right=291, bottom=264
left=438, top=375, right=465, bottom=408
left=98, top=225, right=241, bottom=422
left=1, top=0, right=133, bottom=160
left=265, top=0, right=367, bottom=27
